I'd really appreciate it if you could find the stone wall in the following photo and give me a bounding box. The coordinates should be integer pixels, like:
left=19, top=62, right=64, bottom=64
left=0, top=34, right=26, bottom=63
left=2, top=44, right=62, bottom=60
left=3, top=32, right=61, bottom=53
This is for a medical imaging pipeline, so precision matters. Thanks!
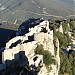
left=34, top=30, right=54, bottom=55
left=0, top=20, right=60, bottom=75
left=3, top=41, right=37, bottom=64
left=6, top=36, right=28, bottom=49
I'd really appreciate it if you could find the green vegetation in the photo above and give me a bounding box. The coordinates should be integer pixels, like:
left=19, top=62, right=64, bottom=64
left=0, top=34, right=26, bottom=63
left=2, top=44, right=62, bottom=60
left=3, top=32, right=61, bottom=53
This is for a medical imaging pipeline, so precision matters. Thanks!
left=73, top=30, right=75, bottom=38
left=49, top=19, right=75, bottom=75
left=35, top=66, right=40, bottom=73
left=1, top=18, right=75, bottom=75
left=62, top=22, right=70, bottom=34
left=69, top=21, right=75, bottom=37
left=58, top=32, right=71, bottom=48
left=0, top=0, right=74, bottom=25
left=49, top=19, right=72, bottom=48
left=59, top=49, right=75, bottom=75
left=70, top=21, right=75, bottom=30
left=34, top=44, right=56, bottom=68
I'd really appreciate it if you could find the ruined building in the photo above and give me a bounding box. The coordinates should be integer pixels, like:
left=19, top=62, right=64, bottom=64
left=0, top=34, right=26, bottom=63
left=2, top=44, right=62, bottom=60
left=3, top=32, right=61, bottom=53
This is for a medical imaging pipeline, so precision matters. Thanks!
left=0, top=20, right=60, bottom=75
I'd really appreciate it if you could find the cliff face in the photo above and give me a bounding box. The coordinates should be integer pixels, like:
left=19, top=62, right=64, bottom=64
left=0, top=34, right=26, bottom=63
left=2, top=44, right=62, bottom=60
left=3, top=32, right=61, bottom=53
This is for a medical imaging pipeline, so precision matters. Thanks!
left=1, top=20, right=60, bottom=75
left=38, top=38, right=60, bottom=75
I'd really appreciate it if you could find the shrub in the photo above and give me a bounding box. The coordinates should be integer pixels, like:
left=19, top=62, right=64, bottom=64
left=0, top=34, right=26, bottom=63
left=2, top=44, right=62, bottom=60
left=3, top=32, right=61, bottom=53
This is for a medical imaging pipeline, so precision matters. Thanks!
left=34, top=44, right=56, bottom=67
left=35, top=66, right=40, bottom=73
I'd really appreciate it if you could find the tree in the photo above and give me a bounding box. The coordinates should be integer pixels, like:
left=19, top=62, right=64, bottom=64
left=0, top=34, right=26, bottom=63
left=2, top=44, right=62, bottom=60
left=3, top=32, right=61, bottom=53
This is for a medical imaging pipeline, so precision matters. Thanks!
left=43, top=50, right=53, bottom=66
left=34, top=44, right=56, bottom=68
left=70, top=21, right=75, bottom=30
left=63, top=23, right=70, bottom=33
left=73, top=30, right=75, bottom=38
left=34, top=44, right=44, bottom=55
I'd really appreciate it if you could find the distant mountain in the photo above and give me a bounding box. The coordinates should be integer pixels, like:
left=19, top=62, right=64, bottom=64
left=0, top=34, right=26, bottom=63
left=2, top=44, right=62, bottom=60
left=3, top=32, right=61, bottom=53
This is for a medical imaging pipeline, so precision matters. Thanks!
left=0, top=0, right=74, bottom=24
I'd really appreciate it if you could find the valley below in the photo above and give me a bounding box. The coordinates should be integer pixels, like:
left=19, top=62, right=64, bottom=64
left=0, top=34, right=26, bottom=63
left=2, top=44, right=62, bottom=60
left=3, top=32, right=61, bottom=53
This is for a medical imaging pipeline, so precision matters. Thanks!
left=0, top=0, right=74, bottom=25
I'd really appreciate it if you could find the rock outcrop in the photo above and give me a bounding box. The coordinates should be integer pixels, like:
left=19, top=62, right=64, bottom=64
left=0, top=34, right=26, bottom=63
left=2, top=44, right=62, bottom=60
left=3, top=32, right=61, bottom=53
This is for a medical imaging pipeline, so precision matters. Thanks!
left=0, top=20, right=60, bottom=75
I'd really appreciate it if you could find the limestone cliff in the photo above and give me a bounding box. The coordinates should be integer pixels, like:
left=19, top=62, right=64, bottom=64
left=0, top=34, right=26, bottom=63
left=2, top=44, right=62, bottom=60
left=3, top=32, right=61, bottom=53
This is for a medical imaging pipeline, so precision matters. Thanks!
left=0, top=20, right=60, bottom=75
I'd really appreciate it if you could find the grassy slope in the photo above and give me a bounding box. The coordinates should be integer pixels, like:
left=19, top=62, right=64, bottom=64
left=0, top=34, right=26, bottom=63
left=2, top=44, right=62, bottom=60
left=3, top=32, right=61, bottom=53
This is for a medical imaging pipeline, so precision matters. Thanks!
left=0, top=0, right=74, bottom=31
left=0, top=0, right=74, bottom=22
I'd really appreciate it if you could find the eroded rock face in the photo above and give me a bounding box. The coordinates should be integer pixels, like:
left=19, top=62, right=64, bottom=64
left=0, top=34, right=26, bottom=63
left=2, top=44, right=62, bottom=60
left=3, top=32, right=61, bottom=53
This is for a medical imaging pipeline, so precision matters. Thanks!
left=1, top=20, right=60, bottom=75
left=58, top=25, right=63, bottom=34
left=38, top=38, right=60, bottom=75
